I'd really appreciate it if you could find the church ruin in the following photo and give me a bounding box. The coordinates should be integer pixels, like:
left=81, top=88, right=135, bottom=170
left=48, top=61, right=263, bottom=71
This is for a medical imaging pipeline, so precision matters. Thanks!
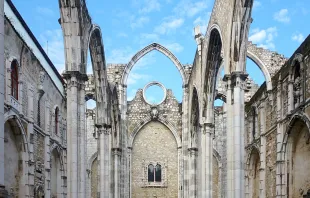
left=0, top=0, right=310, bottom=197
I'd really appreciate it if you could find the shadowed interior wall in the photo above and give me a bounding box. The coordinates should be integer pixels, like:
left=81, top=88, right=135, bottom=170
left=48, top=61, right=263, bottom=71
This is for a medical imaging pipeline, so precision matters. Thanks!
left=4, top=122, right=21, bottom=197
left=91, top=158, right=98, bottom=198
left=291, top=124, right=310, bottom=197
left=131, top=121, right=178, bottom=198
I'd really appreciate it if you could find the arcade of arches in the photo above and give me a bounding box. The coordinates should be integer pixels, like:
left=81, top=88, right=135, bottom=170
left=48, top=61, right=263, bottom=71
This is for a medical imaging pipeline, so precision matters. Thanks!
left=0, top=0, right=310, bottom=198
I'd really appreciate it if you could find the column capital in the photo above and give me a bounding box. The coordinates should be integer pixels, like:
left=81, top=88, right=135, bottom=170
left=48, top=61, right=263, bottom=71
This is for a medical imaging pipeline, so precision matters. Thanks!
left=62, top=71, right=88, bottom=82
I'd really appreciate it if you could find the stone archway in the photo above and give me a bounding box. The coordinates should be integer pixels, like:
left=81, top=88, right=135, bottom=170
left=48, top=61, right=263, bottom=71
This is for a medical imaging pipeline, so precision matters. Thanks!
left=121, top=43, right=186, bottom=86
left=281, top=113, right=310, bottom=197
left=50, top=146, right=64, bottom=198
left=4, top=114, right=29, bottom=197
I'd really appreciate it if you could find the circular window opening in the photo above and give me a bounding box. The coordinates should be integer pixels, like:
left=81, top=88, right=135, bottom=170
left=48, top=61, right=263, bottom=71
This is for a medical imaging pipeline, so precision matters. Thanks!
left=143, top=82, right=166, bottom=105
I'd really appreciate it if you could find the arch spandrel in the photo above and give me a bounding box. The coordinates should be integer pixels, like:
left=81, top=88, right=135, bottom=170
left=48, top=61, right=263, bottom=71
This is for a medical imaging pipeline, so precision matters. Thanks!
left=121, top=43, right=186, bottom=86
left=247, top=41, right=287, bottom=78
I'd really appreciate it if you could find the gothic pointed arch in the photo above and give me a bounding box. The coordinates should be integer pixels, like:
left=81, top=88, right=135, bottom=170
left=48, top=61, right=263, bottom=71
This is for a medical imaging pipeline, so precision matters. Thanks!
left=121, top=43, right=186, bottom=86
left=128, top=115, right=182, bottom=149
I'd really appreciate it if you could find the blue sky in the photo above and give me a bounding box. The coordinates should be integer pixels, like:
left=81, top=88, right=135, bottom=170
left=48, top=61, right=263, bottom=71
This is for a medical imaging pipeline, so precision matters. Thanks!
left=11, top=0, right=310, bottom=107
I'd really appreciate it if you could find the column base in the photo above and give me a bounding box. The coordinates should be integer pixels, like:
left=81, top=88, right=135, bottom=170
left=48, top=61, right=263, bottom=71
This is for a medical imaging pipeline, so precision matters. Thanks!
left=0, top=185, right=8, bottom=198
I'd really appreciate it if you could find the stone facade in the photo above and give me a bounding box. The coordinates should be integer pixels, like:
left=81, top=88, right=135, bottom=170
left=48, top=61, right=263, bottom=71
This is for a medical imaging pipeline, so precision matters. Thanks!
left=0, top=0, right=309, bottom=198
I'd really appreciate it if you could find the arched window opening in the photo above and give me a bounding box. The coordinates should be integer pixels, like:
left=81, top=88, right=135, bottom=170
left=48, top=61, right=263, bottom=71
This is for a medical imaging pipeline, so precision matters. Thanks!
left=252, top=106, right=256, bottom=140
left=155, top=164, right=162, bottom=182
left=148, top=164, right=154, bottom=182
left=11, top=60, right=19, bottom=100
left=206, top=29, right=222, bottom=94
left=245, top=58, right=264, bottom=102
left=148, top=163, right=162, bottom=182
left=55, top=107, right=59, bottom=134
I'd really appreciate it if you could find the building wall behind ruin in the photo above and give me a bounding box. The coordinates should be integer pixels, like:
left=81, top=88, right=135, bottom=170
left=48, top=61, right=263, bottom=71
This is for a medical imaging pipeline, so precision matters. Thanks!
left=131, top=121, right=178, bottom=198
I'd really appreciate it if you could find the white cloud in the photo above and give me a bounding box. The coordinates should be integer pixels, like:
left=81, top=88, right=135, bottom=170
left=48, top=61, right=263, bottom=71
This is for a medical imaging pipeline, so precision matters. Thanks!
left=164, top=42, right=184, bottom=53
left=127, top=73, right=151, bottom=86
left=155, top=18, right=184, bottom=34
left=130, top=16, right=150, bottom=29
left=193, top=12, right=211, bottom=35
left=107, top=46, right=135, bottom=63
left=139, top=0, right=161, bottom=13
left=36, top=6, right=54, bottom=16
left=39, top=29, right=65, bottom=73
left=174, top=0, right=208, bottom=18
left=274, top=9, right=290, bottom=23
left=249, top=27, right=278, bottom=50
left=292, top=33, right=305, bottom=43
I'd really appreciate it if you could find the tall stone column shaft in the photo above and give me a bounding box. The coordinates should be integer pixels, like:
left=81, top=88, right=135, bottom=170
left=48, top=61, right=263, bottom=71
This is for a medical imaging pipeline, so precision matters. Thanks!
left=276, top=76, right=285, bottom=197
left=66, top=75, right=79, bottom=197
left=0, top=0, right=6, bottom=196
left=113, top=149, right=121, bottom=198
left=201, top=123, right=214, bottom=198
left=188, top=148, right=197, bottom=198
left=78, top=83, right=86, bottom=197
left=232, top=74, right=245, bottom=198
left=226, top=73, right=246, bottom=198
left=98, top=127, right=111, bottom=198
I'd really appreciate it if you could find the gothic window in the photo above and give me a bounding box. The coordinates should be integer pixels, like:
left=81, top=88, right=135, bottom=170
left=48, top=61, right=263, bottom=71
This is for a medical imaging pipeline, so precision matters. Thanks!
left=148, top=163, right=162, bottom=182
left=11, top=60, right=19, bottom=100
left=252, top=106, right=256, bottom=140
left=55, top=107, right=59, bottom=134
left=155, top=164, right=162, bottom=182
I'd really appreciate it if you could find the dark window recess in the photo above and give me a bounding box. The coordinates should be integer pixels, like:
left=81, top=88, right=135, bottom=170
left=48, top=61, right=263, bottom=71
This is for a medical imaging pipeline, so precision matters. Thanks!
left=11, top=60, right=19, bottom=100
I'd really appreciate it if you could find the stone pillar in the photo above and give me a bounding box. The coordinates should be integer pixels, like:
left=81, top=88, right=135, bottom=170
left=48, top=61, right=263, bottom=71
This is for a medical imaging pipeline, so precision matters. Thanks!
left=188, top=148, right=197, bottom=198
left=178, top=147, right=182, bottom=198
left=259, top=100, right=266, bottom=198
left=182, top=85, right=189, bottom=198
left=113, top=148, right=121, bottom=198
left=226, top=73, right=246, bottom=198
left=225, top=76, right=234, bottom=197
left=27, top=86, right=35, bottom=197
left=44, top=136, right=51, bottom=198
left=202, top=122, right=214, bottom=198
left=78, top=82, right=86, bottom=197
left=276, top=75, right=285, bottom=197
left=98, top=126, right=111, bottom=198
left=64, top=73, right=87, bottom=198
left=0, top=0, right=6, bottom=195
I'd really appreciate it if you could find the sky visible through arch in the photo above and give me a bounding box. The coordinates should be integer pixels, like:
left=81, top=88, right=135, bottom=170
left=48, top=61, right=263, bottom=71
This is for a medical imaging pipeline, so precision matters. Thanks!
left=11, top=0, right=310, bottom=108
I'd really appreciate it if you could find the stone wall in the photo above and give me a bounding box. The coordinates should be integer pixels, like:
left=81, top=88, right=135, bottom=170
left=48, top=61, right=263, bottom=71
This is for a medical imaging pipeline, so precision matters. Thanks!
left=3, top=7, right=67, bottom=197
left=245, top=35, right=310, bottom=197
left=131, top=121, right=178, bottom=198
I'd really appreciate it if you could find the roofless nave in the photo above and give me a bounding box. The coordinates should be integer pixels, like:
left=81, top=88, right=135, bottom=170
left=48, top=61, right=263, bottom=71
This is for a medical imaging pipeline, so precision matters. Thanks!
left=0, top=0, right=310, bottom=197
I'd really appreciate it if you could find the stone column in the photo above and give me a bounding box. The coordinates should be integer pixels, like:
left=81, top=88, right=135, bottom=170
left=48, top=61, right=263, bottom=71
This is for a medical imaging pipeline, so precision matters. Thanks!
left=188, top=148, right=197, bottom=198
left=178, top=146, right=182, bottom=198
left=0, top=0, right=7, bottom=196
left=201, top=122, right=214, bottom=198
left=27, top=86, right=35, bottom=197
left=67, top=74, right=79, bottom=198
left=276, top=75, right=285, bottom=198
left=78, top=82, right=86, bottom=197
left=44, top=136, right=51, bottom=198
left=226, top=72, right=246, bottom=198
left=225, top=76, right=234, bottom=197
left=182, top=85, right=189, bottom=198
left=98, top=126, right=111, bottom=198
left=113, top=148, right=121, bottom=198
left=259, top=100, right=266, bottom=198
left=288, top=79, right=294, bottom=113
